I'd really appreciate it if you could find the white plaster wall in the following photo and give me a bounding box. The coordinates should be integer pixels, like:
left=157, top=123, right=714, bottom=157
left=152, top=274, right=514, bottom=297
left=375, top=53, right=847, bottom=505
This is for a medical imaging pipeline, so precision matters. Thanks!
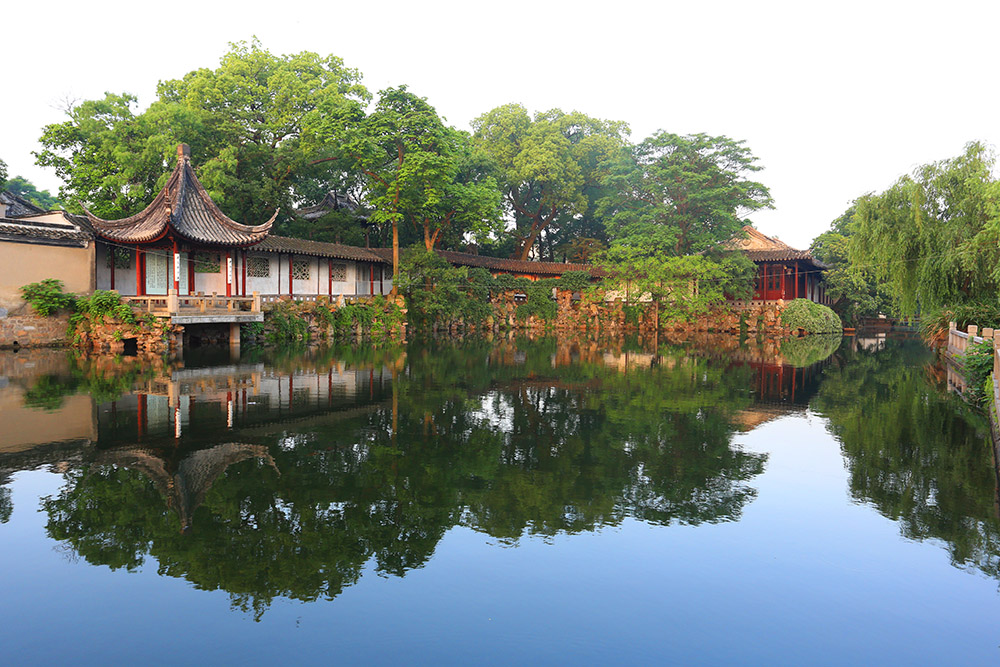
left=95, top=243, right=137, bottom=295
left=242, top=254, right=281, bottom=295
left=289, top=256, right=318, bottom=296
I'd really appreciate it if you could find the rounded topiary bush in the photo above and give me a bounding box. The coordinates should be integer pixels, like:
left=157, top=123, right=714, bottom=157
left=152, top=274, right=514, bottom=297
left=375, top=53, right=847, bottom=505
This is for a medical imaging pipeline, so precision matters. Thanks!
left=780, top=298, right=842, bottom=334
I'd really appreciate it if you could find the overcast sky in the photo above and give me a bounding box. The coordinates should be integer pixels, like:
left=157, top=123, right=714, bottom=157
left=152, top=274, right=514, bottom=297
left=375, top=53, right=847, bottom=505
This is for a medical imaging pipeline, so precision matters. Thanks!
left=4, top=0, right=997, bottom=248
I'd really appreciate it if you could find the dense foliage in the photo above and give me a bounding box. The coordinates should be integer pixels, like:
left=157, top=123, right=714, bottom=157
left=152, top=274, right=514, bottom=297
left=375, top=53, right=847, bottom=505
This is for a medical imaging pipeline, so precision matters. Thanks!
left=398, top=247, right=595, bottom=329
left=847, top=142, right=1000, bottom=324
left=3, top=176, right=60, bottom=209
left=31, top=40, right=772, bottom=269
left=809, top=206, right=892, bottom=326
left=960, top=340, right=995, bottom=406
left=20, top=279, right=77, bottom=316
left=601, top=132, right=772, bottom=256
left=260, top=297, right=404, bottom=343
left=37, top=39, right=369, bottom=223
left=779, top=299, right=842, bottom=333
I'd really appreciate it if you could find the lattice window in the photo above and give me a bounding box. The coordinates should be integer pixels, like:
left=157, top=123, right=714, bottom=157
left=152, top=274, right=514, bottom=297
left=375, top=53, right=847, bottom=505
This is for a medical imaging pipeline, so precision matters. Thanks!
left=292, top=259, right=311, bottom=281
left=246, top=256, right=270, bottom=278
left=330, top=262, right=347, bottom=282
left=105, top=247, right=132, bottom=269
left=194, top=253, right=221, bottom=273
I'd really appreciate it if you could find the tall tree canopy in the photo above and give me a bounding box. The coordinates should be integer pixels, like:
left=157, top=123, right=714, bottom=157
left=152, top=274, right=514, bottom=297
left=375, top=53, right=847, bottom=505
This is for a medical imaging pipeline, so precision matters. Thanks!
left=310, top=86, right=502, bottom=283
left=809, top=206, right=892, bottom=325
left=850, top=142, right=1000, bottom=317
left=36, top=39, right=369, bottom=223
left=601, top=132, right=773, bottom=256
left=4, top=176, right=60, bottom=210
left=472, top=104, right=629, bottom=260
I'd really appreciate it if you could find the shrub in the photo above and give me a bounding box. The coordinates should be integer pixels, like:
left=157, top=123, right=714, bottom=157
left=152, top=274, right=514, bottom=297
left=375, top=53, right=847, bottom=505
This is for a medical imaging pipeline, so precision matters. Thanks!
left=74, top=290, right=136, bottom=325
left=20, top=279, right=77, bottom=316
left=780, top=299, right=842, bottom=333
left=962, top=340, right=995, bottom=407
left=920, top=303, right=1000, bottom=345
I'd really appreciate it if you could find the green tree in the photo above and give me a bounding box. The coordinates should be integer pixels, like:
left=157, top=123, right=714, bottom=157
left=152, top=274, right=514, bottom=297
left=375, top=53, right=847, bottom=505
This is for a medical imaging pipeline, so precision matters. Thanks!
left=601, top=132, right=773, bottom=256
left=472, top=104, right=629, bottom=260
left=36, top=39, right=369, bottom=223
left=597, top=246, right=756, bottom=330
left=851, top=142, right=1000, bottom=319
left=810, top=206, right=892, bottom=326
left=0, top=157, right=7, bottom=187
left=4, top=176, right=60, bottom=210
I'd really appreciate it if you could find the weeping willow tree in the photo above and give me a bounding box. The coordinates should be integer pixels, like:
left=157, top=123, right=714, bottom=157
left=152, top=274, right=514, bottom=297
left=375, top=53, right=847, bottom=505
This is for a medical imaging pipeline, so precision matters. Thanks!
left=851, top=142, right=1000, bottom=321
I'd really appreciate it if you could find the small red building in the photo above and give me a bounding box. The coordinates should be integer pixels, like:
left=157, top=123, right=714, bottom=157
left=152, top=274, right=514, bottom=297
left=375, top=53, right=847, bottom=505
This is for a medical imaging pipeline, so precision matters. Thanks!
left=724, top=226, right=829, bottom=304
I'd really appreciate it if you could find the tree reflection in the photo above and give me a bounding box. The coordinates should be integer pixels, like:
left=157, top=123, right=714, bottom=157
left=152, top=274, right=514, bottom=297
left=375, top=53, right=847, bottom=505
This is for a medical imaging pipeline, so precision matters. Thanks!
left=41, top=337, right=769, bottom=617
left=813, top=338, right=1000, bottom=579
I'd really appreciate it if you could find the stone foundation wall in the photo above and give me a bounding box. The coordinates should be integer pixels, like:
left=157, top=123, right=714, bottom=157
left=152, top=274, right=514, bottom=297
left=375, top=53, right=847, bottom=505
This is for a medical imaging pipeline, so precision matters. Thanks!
left=482, top=290, right=794, bottom=337
left=0, top=313, right=72, bottom=348
left=74, top=316, right=183, bottom=355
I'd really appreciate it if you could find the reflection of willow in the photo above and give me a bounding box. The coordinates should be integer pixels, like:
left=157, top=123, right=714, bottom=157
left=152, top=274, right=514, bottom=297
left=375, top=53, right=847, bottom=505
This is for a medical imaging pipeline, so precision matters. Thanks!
left=42, top=337, right=766, bottom=618
left=812, top=339, right=1000, bottom=580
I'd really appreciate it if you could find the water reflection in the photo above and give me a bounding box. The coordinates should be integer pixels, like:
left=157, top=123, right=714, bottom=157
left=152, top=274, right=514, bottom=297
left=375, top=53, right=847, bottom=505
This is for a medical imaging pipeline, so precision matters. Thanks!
left=3, top=333, right=997, bottom=617
left=812, top=337, right=1000, bottom=580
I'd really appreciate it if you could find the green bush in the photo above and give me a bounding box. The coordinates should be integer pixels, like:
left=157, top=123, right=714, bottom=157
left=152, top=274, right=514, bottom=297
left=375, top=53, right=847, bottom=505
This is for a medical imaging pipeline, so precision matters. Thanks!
left=74, top=290, right=136, bottom=325
left=780, top=299, right=842, bottom=333
left=962, top=340, right=995, bottom=407
left=20, top=279, right=77, bottom=316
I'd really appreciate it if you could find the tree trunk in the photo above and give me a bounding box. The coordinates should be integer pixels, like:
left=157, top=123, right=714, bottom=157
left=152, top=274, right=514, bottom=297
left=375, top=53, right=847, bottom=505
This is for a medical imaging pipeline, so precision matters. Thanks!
left=391, top=220, right=399, bottom=296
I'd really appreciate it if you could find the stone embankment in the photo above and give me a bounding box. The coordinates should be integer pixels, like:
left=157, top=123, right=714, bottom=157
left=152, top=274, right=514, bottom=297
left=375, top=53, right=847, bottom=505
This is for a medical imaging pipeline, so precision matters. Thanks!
left=75, top=317, right=184, bottom=355
left=0, top=312, right=71, bottom=349
left=487, top=289, right=795, bottom=337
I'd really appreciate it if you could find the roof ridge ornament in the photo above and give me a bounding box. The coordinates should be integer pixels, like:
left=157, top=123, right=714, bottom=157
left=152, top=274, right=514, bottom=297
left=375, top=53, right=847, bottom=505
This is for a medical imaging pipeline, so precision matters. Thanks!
left=177, top=144, right=191, bottom=162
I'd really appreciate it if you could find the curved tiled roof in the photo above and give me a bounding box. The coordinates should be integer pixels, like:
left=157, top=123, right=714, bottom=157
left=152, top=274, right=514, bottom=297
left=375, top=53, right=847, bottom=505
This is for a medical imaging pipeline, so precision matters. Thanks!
left=255, top=235, right=387, bottom=263
left=723, top=225, right=829, bottom=269
left=85, top=145, right=275, bottom=246
left=295, top=191, right=367, bottom=221
left=0, top=191, right=46, bottom=217
left=0, top=216, right=91, bottom=247
left=371, top=247, right=595, bottom=276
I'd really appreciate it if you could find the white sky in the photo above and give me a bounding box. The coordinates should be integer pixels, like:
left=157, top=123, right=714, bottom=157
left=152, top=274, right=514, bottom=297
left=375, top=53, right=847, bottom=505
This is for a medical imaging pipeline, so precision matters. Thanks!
left=3, top=0, right=997, bottom=249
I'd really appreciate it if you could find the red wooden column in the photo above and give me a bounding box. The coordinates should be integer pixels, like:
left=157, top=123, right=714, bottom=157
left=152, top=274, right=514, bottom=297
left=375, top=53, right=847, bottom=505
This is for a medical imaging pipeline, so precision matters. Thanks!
left=135, top=246, right=142, bottom=296
left=780, top=264, right=786, bottom=299
left=242, top=251, right=247, bottom=297
left=328, top=259, right=333, bottom=296
left=109, top=249, right=116, bottom=291
left=226, top=251, right=233, bottom=297
left=188, top=251, right=196, bottom=295
left=370, top=264, right=375, bottom=295
left=172, top=240, right=180, bottom=294
left=288, top=255, right=294, bottom=296
left=794, top=263, right=798, bottom=299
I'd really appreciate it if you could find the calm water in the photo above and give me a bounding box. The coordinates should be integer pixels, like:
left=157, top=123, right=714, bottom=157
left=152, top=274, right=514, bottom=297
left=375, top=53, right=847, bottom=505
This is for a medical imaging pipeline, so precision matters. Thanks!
left=1, top=334, right=999, bottom=664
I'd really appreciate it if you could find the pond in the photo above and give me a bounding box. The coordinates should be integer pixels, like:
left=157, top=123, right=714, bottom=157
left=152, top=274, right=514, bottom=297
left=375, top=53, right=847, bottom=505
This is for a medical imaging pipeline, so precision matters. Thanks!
left=1, top=333, right=999, bottom=664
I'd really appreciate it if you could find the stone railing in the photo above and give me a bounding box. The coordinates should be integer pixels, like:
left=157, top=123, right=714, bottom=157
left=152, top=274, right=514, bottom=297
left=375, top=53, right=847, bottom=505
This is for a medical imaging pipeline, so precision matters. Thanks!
left=946, top=321, right=1000, bottom=380
left=258, top=294, right=376, bottom=306
left=124, top=291, right=261, bottom=315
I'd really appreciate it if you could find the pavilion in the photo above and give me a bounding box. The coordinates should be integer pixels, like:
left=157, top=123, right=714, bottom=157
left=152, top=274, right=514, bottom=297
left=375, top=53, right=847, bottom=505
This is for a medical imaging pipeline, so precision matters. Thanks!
left=723, top=226, right=830, bottom=304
